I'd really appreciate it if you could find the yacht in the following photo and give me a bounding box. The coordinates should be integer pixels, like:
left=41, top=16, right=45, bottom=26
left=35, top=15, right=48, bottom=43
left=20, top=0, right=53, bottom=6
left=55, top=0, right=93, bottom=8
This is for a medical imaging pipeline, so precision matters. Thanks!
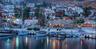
left=36, top=31, right=47, bottom=37
left=12, top=29, right=29, bottom=36
left=0, top=29, right=17, bottom=36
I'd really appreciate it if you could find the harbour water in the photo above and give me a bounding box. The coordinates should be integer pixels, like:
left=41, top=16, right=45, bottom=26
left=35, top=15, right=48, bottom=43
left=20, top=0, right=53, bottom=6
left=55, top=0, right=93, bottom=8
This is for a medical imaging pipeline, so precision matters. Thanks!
left=0, top=36, right=95, bottom=49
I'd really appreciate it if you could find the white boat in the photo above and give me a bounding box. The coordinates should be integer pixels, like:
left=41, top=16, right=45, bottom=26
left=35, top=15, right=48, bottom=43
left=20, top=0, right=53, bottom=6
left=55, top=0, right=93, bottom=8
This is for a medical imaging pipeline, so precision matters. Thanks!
left=0, top=33, right=13, bottom=37
left=36, top=31, right=47, bottom=37
left=40, top=28, right=59, bottom=37
left=12, top=29, right=29, bottom=35
left=81, top=27, right=96, bottom=34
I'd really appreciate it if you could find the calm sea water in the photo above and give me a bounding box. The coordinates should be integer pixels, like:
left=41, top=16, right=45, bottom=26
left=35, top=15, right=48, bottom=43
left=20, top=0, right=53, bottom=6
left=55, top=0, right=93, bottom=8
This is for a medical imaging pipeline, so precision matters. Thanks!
left=0, top=36, right=96, bottom=49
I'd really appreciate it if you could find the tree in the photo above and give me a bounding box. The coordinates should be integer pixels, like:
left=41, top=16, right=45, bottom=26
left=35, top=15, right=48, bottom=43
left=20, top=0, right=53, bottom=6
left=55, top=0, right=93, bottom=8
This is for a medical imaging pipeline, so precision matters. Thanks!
left=74, top=18, right=85, bottom=25
left=82, top=7, right=92, bottom=18
left=34, top=4, right=46, bottom=26
left=14, top=7, right=21, bottom=18
left=23, top=6, right=30, bottom=20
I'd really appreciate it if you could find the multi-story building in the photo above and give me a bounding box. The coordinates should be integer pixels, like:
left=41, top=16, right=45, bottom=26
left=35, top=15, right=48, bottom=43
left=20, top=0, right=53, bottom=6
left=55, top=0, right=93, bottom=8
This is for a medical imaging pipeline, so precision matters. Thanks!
left=3, top=4, right=14, bottom=17
left=2, top=0, right=25, bottom=17
left=48, top=18, right=74, bottom=28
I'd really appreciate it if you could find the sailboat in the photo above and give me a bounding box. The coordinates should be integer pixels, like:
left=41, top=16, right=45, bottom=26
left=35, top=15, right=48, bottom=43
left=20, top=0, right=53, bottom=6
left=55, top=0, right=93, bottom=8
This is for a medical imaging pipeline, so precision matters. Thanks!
left=0, top=26, right=17, bottom=36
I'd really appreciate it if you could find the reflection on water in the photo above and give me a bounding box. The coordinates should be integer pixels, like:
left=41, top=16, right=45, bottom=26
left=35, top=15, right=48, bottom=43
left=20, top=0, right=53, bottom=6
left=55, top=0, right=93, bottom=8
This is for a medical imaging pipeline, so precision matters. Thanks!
left=0, top=36, right=96, bottom=49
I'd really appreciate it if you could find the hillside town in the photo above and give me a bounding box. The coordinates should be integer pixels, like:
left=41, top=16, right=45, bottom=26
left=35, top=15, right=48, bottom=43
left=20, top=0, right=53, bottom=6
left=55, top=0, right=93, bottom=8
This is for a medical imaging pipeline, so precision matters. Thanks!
left=0, top=0, right=96, bottom=28
left=0, top=0, right=96, bottom=37
left=0, top=0, right=96, bottom=49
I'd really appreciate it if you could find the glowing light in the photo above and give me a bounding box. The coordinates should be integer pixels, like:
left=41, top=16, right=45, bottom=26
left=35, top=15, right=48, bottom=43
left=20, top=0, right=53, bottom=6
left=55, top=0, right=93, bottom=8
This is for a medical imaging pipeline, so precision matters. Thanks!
left=16, top=37, right=19, bottom=47
left=52, top=40, right=56, bottom=49
left=25, top=37, right=28, bottom=45
left=7, top=19, right=10, bottom=21
left=6, top=38, right=10, bottom=49
left=6, top=39, right=10, bottom=45
left=47, top=37, right=49, bottom=45
left=16, top=19, right=19, bottom=21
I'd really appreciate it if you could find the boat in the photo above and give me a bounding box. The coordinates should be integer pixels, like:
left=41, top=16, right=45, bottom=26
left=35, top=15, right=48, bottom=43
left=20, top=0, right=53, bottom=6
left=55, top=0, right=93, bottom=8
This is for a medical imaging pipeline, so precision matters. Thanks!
left=57, top=32, right=66, bottom=38
left=80, top=27, right=96, bottom=39
left=47, top=28, right=59, bottom=37
left=0, top=30, right=18, bottom=37
left=36, top=31, right=47, bottom=37
left=0, top=33, right=13, bottom=37
left=81, top=27, right=96, bottom=34
left=27, top=27, right=40, bottom=35
left=12, top=29, right=29, bottom=36
left=61, top=28, right=81, bottom=38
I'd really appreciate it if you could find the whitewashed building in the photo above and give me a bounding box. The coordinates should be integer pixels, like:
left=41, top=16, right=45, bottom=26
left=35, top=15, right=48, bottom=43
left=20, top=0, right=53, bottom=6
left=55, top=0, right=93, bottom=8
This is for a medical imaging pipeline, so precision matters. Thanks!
left=2, top=4, right=15, bottom=17
left=24, top=18, right=38, bottom=27
left=48, top=19, right=74, bottom=28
